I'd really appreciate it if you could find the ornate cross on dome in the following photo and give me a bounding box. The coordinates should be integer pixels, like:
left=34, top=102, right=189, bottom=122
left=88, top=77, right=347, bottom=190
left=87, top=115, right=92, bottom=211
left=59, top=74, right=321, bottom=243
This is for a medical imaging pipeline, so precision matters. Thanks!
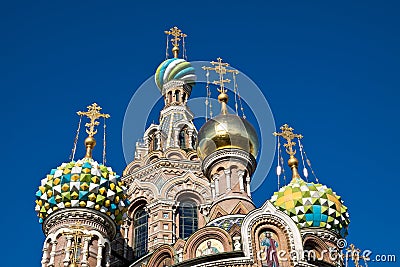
left=202, top=57, right=239, bottom=94
left=273, top=124, right=303, bottom=179
left=164, top=26, right=187, bottom=58
left=77, top=103, right=110, bottom=138
left=273, top=124, right=303, bottom=157
left=62, top=223, right=92, bottom=265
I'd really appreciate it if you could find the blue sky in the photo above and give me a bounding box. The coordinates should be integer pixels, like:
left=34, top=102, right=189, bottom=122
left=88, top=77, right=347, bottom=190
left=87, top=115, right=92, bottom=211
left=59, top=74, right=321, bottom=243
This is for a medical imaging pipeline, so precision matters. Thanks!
left=1, top=1, right=399, bottom=265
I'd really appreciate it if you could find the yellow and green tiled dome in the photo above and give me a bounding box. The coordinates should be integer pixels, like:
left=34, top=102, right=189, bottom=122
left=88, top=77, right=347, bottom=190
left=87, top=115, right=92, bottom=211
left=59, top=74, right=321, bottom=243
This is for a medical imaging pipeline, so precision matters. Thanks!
left=155, top=58, right=196, bottom=91
left=270, top=178, right=350, bottom=237
left=35, top=158, right=130, bottom=226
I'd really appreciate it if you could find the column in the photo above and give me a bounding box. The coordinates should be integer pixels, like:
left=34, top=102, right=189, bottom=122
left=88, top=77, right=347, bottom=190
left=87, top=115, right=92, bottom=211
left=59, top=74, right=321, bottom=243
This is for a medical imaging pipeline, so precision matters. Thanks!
left=177, top=248, right=183, bottom=263
left=105, top=245, right=111, bottom=267
left=233, top=236, right=241, bottom=251
left=96, top=243, right=104, bottom=267
left=172, top=204, right=178, bottom=243
left=154, top=131, right=161, bottom=150
left=213, top=174, right=220, bottom=196
left=80, top=237, right=90, bottom=267
left=48, top=240, right=57, bottom=267
left=187, top=129, right=194, bottom=149
left=174, top=128, right=180, bottom=148
left=246, top=175, right=251, bottom=197
left=238, top=170, right=245, bottom=192
left=144, top=135, right=149, bottom=148
left=211, top=183, right=216, bottom=200
left=63, top=236, right=73, bottom=266
left=41, top=241, right=49, bottom=267
left=224, top=169, right=231, bottom=191
left=122, top=218, right=131, bottom=258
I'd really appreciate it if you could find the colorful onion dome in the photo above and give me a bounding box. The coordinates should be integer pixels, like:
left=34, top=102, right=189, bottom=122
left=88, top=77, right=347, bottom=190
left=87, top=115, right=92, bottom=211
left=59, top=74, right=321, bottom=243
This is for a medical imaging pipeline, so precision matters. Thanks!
left=35, top=158, right=130, bottom=226
left=197, top=113, right=259, bottom=160
left=155, top=58, right=196, bottom=91
left=270, top=178, right=350, bottom=237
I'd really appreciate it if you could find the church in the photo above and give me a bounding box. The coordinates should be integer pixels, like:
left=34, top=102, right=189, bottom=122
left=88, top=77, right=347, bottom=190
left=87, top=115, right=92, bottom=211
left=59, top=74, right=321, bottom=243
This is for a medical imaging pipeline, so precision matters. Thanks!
left=34, top=27, right=353, bottom=267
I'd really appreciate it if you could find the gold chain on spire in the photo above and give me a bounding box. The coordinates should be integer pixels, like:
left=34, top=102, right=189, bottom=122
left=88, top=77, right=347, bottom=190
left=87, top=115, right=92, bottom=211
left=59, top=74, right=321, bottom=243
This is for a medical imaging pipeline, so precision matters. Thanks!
left=77, top=103, right=110, bottom=159
left=273, top=124, right=303, bottom=180
left=202, top=58, right=239, bottom=115
left=164, top=26, right=187, bottom=58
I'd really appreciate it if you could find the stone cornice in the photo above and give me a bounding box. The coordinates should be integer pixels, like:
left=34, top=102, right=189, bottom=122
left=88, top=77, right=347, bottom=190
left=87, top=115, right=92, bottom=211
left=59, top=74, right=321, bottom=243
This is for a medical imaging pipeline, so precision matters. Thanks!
left=160, top=104, right=194, bottom=121
left=146, top=199, right=177, bottom=209
left=42, top=208, right=117, bottom=239
left=123, top=159, right=203, bottom=185
left=201, top=148, right=257, bottom=178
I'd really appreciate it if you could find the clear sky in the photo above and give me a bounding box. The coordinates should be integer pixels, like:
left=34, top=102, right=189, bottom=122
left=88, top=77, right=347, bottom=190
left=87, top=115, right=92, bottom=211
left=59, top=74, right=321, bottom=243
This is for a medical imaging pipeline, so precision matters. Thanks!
left=1, top=1, right=399, bottom=266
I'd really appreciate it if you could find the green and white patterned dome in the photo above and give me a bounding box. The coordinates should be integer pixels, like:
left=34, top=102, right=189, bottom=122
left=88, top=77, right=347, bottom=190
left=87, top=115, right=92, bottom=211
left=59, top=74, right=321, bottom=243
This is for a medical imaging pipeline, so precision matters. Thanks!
left=155, top=58, right=196, bottom=91
left=270, top=178, right=350, bottom=237
left=35, top=158, right=130, bottom=226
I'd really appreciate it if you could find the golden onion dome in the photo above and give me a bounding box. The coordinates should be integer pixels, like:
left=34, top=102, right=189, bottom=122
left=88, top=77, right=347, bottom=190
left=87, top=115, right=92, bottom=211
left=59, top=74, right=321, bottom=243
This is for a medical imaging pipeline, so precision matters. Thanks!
left=197, top=113, right=259, bottom=160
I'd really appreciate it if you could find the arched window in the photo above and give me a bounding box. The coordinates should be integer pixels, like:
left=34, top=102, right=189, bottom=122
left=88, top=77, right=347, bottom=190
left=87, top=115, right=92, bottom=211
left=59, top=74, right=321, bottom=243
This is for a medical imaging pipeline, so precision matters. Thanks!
left=148, top=130, right=158, bottom=151
left=133, top=207, right=148, bottom=258
left=179, top=128, right=187, bottom=149
left=175, top=90, right=180, bottom=102
left=178, top=201, right=198, bottom=239
left=168, top=91, right=172, bottom=104
left=191, top=134, right=196, bottom=149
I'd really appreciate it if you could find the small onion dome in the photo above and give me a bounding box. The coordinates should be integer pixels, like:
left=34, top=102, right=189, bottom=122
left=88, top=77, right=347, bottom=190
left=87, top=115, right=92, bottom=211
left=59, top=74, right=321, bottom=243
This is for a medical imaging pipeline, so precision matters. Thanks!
left=197, top=113, right=259, bottom=160
left=270, top=178, right=350, bottom=237
left=35, top=158, right=130, bottom=226
left=155, top=58, right=196, bottom=91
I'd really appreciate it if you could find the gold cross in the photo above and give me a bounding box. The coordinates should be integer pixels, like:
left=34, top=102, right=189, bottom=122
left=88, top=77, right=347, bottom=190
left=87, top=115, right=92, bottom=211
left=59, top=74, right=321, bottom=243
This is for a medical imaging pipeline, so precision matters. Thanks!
left=77, top=103, right=110, bottom=137
left=164, top=26, right=187, bottom=58
left=202, top=57, right=239, bottom=94
left=273, top=124, right=303, bottom=157
left=345, top=244, right=369, bottom=267
left=62, top=223, right=93, bottom=264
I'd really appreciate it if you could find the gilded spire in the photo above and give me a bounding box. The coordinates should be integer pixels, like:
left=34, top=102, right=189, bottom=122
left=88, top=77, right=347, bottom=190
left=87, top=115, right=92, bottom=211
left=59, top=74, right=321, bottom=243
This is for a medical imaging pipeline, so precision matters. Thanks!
left=77, top=103, right=110, bottom=159
left=164, top=26, right=187, bottom=58
left=273, top=124, right=303, bottom=180
left=202, top=57, right=239, bottom=115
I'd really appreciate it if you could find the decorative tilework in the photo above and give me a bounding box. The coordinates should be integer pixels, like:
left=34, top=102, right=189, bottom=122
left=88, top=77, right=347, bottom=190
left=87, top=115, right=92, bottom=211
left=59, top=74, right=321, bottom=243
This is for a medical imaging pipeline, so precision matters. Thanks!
left=209, top=216, right=244, bottom=231
left=35, top=158, right=130, bottom=225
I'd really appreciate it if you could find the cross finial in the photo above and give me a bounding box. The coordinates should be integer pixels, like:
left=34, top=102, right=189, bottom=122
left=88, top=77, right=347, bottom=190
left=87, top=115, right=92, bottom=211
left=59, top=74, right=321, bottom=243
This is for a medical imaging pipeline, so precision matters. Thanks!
left=202, top=58, right=239, bottom=115
left=273, top=124, right=303, bottom=156
left=77, top=103, right=110, bottom=137
left=202, top=57, right=239, bottom=94
left=77, top=103, right=110, bottom=159
left=273, top=124, right=303, bottom=179
left=164, top=26, right=187, bottom=58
